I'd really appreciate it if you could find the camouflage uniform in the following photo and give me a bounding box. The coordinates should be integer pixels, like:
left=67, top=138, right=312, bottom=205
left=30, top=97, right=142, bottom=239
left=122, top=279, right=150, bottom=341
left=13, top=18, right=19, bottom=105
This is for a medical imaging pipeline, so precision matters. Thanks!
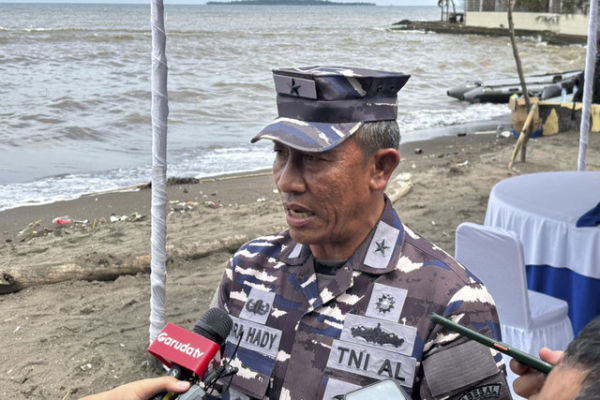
left=213, top=66, right=510, bottom=399
left=215, top=198, right=511, bottom=400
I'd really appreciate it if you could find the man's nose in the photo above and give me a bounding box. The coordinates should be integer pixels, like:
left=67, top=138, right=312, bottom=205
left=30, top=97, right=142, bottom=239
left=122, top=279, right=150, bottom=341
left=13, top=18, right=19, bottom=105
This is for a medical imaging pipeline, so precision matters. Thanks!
left=275, top=157, right=306, bottom=194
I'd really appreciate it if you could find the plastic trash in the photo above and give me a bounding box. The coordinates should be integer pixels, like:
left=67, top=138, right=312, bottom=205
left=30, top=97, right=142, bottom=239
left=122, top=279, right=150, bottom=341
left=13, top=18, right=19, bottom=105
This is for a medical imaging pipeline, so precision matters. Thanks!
left=52, top=216, right=72, bottom=225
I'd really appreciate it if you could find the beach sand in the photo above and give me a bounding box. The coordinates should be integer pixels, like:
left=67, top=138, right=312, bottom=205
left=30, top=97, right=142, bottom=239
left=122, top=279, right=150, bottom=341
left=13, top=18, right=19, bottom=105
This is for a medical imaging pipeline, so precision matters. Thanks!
left=1, top=130, right=598, bottom=399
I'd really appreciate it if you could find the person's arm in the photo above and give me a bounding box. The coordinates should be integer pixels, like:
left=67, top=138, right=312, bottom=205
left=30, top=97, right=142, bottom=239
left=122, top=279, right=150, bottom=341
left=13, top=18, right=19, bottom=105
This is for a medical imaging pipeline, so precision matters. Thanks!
left=420, top=282, right=512, bottom=399
left=80, top=376, right=190, bottom=400
left=510, top=348, right=564, bottom=399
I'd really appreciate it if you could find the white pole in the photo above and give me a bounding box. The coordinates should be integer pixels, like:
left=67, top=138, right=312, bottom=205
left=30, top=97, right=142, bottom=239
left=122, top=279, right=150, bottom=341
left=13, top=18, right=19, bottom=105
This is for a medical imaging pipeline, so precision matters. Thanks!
left=579, top=0, right=598, bottom=171
left=149, top=0, right=169, bottom=344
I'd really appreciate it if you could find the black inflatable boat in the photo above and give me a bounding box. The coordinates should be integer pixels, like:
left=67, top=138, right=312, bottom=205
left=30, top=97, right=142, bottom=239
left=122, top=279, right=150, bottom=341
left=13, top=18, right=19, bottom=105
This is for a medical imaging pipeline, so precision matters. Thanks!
left=447, top=70, right=582, bottom=104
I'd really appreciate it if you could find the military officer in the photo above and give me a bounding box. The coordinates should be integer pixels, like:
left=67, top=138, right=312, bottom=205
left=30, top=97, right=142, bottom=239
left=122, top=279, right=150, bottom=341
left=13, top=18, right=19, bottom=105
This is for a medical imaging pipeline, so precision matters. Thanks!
left=214, top=66, right=511, bottom=400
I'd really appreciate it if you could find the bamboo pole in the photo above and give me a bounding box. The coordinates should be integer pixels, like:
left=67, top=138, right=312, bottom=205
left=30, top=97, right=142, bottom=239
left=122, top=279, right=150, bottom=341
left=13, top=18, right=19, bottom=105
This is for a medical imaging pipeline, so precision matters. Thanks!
left=509, top=103, right=538, bottom=169
left=507, top=0, right=533, bottom=164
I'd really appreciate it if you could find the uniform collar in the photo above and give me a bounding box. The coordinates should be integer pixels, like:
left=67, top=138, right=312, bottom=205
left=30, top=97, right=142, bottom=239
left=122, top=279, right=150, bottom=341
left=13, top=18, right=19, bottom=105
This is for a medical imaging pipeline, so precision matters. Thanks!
left=279, top=196, right=405, bottom=274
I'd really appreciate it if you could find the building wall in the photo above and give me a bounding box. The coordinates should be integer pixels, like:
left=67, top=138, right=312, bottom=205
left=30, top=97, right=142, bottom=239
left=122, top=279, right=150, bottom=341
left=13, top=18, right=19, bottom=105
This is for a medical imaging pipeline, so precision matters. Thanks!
left=465, top=11, right=588, bottom=36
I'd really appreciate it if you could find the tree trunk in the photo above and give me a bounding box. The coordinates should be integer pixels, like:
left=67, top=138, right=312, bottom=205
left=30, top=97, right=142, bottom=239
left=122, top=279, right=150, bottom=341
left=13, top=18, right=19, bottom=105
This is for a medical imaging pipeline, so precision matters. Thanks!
left=507, top=0, right=533, bottom=163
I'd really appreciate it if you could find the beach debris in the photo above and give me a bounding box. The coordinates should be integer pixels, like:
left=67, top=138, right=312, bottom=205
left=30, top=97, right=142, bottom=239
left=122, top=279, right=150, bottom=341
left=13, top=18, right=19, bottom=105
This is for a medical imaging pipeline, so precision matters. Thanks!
left=110, top=215, right=128, bottom=223
left=414, top=148, right=423, bottom=154
left=456, top=160, right=469, bottom=167
left=170, top=201, right=198, bottom=212
left=204, top=200, right=222, bottom=209
left=92, top=218, right=98, bottom=230
left=73, top=219, right=89, bottom=224
left=457, top=132, right=467, bottom=137
left=431, top=220, right=436, bottom=226
left=166, top=177, right=199, bottom=185
left=79, top=363, right=93, bottom=372
left=18, top=220, right=41, bottom=237
left=387, top=173, right=413, bottom=202
left=256, top=197, right=266, bottom=202
left=130, top=212, right=145, bottom=222
left=495, top=124, right=513, bottom=138
left=52, top=216, right=72, bottom=225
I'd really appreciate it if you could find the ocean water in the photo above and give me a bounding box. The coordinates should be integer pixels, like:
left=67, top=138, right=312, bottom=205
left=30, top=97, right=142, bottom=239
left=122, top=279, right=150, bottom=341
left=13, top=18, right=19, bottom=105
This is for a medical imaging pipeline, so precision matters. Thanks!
left=0, top=3, right=587, bottom=211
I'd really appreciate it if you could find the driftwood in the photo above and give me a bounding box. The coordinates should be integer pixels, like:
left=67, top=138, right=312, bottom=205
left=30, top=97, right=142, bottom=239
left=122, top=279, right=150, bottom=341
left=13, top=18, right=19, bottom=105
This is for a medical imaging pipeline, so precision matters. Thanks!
left=0, top=234, right=253, bottom=295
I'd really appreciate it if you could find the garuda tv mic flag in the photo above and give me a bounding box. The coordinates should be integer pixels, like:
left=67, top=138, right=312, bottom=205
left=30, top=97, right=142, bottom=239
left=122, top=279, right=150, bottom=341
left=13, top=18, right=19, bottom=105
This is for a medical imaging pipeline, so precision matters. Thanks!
left=148, top=308, right=233, bottom=400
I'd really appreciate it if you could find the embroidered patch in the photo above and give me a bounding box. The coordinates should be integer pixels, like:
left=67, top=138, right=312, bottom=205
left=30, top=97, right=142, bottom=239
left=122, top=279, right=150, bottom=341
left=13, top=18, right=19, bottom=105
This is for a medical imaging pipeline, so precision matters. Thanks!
left=365, top=283, right=407, bottom=322
left=289, top=243, right=303, bottom=259
left=457, top=384, right=502, bottom=400
left=340, top=314, right=417, bottom=356
left=322, top=377, right=362, bottom=400
left=238, top=288, right=275, bottom=324
left=227, top=315, right=282, bottom=358
left=422, top=340, right=499, bottom=398
left=326, top=339, right=417, bottom=388
left=364, top=221, right=399, bottom=269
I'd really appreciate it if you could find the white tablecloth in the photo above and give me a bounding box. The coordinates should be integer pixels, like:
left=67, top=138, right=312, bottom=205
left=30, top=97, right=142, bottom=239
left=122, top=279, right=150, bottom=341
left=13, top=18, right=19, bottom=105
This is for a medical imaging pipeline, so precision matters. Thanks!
left=485, top=171, right=600, bottom=335
left=485, top=171, right=600, bottom=279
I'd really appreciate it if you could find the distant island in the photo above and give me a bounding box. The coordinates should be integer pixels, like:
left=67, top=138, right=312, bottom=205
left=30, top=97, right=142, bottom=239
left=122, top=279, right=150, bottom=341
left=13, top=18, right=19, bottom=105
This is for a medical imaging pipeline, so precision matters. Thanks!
left=207, top=0, right=376, bottom=5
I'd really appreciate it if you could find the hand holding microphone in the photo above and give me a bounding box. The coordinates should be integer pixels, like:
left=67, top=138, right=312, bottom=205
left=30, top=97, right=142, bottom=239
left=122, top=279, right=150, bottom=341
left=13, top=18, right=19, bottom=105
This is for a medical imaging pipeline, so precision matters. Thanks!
left=147, top=307, right=234, bottom=400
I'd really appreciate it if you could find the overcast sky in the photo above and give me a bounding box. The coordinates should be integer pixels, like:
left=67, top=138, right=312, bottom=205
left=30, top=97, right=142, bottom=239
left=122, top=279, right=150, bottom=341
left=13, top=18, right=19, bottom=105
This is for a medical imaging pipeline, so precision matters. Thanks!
left=0, top=0, right=442, bottom=5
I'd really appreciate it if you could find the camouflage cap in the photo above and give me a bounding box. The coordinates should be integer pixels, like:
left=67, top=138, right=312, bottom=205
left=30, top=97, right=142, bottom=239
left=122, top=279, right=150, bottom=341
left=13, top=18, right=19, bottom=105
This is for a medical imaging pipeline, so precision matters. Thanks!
left=251, top=66, right=410, bottom=152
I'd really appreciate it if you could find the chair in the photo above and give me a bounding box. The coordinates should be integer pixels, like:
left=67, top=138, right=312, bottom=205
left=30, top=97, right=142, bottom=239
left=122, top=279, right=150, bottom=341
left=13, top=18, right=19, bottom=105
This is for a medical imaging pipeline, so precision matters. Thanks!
left=455, top=222, right=574, bottom=399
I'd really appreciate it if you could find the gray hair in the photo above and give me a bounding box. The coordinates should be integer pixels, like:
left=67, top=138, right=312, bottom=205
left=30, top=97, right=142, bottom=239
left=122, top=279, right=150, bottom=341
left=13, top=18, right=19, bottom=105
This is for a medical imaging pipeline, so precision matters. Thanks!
left=564, top=316, right=600, bottom=400
left=353, top=120, right=400, bottom=162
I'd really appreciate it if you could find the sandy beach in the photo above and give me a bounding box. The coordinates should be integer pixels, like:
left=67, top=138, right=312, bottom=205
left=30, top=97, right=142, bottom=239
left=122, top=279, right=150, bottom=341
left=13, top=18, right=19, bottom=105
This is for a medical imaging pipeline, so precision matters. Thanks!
left=1, top=130, right=598, bottom=399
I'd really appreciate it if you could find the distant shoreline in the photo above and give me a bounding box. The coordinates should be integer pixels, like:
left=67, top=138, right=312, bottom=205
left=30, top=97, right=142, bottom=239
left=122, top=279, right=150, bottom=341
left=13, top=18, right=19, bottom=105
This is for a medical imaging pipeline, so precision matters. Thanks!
left=206, top=0, right=376, bottom=5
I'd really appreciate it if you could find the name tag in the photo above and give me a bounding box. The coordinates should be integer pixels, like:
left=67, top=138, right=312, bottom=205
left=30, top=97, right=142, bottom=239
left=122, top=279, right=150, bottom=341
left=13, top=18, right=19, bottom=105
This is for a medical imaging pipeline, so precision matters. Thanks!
left=228, top=316, right=282, bottom=358
left=339, top=314, right=417, bottom=356
left=326, top=339, right=417, bottom=387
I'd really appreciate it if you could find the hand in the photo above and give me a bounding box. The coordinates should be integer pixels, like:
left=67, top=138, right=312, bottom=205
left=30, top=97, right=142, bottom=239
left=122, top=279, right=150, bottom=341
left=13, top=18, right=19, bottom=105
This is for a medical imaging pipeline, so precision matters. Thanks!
left=510, top=348, right=564, bottom=399
left=80, top=376, right=191, bottom=400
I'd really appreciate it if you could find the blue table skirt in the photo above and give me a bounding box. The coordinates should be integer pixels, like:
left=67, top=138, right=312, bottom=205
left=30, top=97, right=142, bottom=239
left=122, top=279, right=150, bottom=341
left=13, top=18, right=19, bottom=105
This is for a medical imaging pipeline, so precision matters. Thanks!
left=527, top=265, right=600, bottom=336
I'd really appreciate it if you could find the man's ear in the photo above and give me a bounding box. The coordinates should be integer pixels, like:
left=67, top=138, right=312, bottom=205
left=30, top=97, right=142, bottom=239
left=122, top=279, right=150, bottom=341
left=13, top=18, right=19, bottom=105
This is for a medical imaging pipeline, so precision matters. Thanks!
left=369, top=148, right=400, bottom=191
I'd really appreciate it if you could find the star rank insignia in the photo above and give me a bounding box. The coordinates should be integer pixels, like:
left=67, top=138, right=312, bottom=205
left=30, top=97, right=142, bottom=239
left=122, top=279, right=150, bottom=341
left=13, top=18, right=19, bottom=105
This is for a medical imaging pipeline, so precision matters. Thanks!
left=374, top=239, right=389, bottom=256
left=288, top=78, right=301, bottom=96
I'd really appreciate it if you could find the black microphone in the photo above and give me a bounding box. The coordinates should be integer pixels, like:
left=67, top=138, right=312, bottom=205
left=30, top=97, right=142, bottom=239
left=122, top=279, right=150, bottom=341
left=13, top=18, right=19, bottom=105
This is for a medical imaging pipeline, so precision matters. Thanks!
left=148, top=308, right=233, bottom=400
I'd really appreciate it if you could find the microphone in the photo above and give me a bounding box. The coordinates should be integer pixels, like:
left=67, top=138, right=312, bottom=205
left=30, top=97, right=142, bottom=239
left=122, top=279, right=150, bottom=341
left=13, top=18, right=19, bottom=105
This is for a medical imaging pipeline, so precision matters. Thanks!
left=148, top=308, right=233, bottom=400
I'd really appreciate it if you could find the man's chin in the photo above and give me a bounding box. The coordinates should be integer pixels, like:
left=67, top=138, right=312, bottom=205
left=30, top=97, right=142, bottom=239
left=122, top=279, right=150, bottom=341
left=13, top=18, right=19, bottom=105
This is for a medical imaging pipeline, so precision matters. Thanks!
left=288, top=228, right=319, bottom=246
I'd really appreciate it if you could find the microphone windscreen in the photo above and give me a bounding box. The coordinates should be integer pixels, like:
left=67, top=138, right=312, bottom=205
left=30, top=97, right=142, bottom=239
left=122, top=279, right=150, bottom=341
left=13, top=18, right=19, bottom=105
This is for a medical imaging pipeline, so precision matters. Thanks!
left=193, top=307, right=233, bottom=346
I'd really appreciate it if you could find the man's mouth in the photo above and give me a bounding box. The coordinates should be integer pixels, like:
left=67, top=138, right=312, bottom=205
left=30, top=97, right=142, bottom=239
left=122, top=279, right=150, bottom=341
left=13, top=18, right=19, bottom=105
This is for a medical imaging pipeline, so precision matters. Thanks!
left=285, top=204, right=315, bottom=220
left=288, top=208, right=314, bottom=218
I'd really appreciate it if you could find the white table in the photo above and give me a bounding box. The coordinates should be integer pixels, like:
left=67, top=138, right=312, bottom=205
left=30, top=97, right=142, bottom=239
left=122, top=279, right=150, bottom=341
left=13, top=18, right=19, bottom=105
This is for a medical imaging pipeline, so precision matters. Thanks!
left=485, top=171, right=600, bottom=335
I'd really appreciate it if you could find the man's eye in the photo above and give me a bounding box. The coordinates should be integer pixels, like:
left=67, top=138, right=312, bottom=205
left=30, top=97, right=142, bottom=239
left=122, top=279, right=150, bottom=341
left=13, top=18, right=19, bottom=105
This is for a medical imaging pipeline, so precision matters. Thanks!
left=273, top=147, right=287, bottom=156
left=304, top=153, right=321, bottom=162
